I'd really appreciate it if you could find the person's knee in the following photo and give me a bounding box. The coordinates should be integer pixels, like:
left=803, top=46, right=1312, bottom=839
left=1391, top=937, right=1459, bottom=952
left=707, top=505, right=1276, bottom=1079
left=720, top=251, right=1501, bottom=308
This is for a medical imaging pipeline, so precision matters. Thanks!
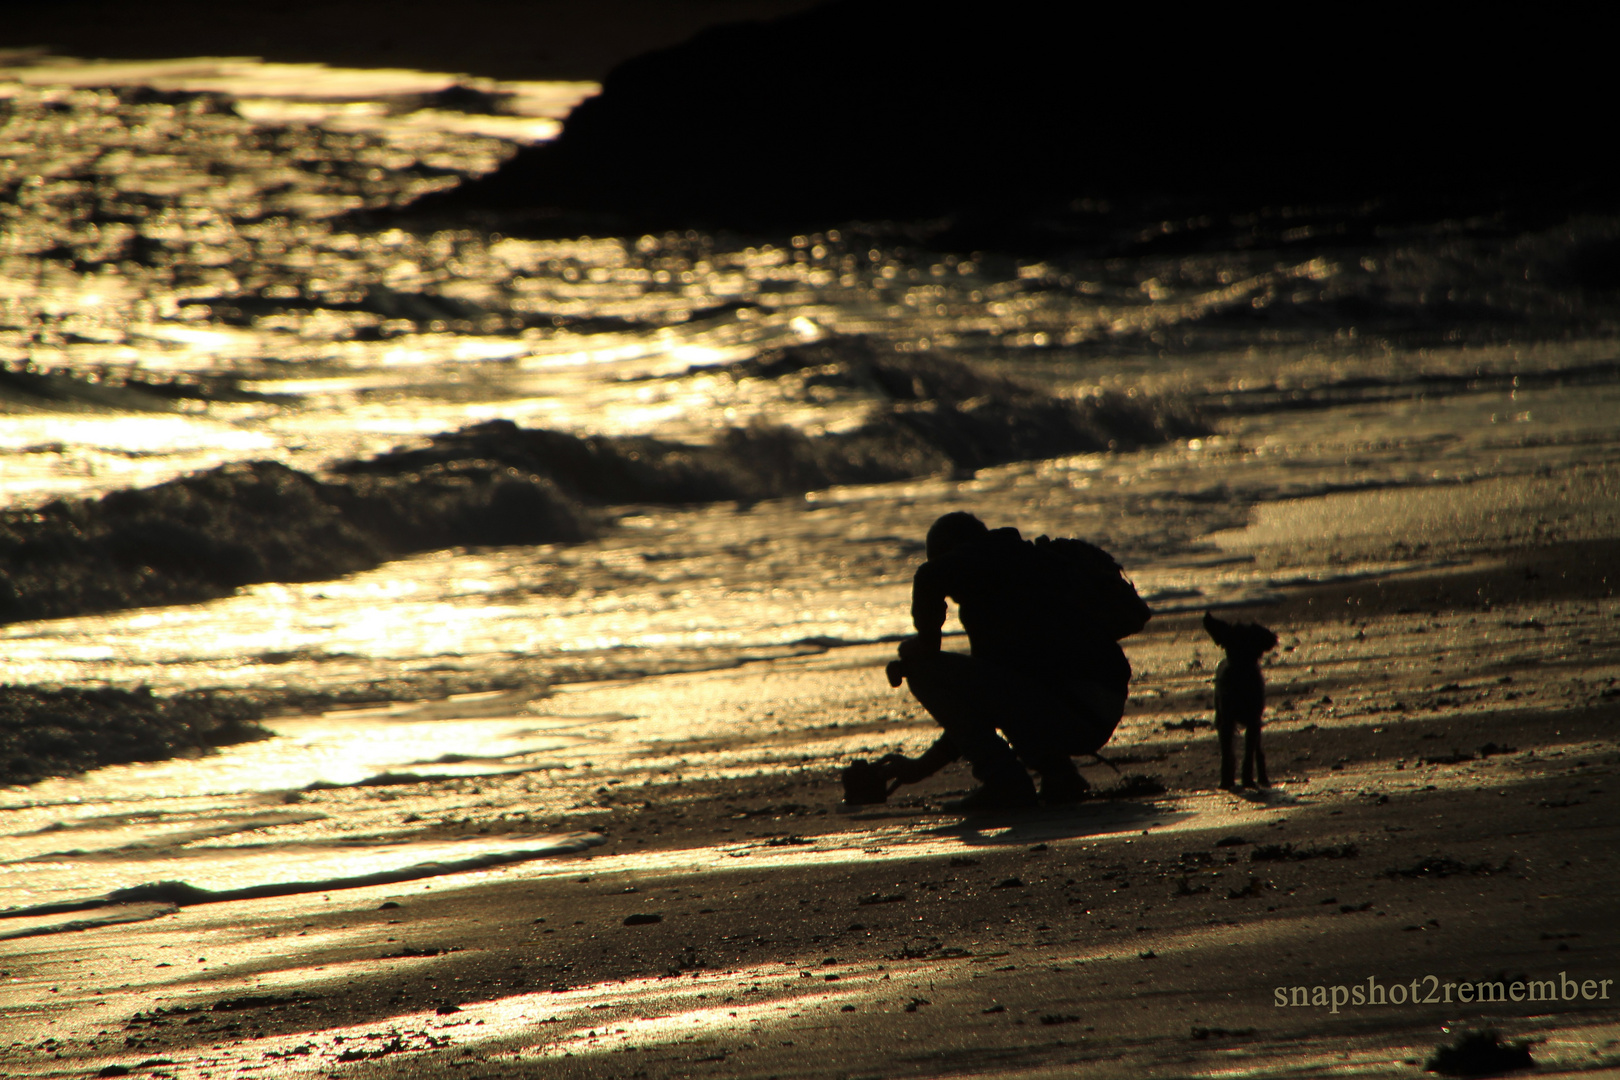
left=902, top=651, right=969, bottom=698
left=1065, top=684, right=1126, bottom=755
left=906, top=656, right=995, bottom=736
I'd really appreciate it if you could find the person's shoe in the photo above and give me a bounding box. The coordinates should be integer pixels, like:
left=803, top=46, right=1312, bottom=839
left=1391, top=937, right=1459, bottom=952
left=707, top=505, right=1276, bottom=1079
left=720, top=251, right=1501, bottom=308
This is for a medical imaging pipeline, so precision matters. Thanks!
left=1041, top=773, right=1091, bottom=805
left=942, top=783, right=1039, bottom=813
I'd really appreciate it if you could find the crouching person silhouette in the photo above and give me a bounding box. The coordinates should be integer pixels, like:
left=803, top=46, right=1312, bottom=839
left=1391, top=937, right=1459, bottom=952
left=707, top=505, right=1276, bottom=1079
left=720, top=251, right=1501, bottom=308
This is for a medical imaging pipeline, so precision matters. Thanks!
left=873, top=512, right=1150, bottom=812
left=1202, top=612, right=1279, bottom=790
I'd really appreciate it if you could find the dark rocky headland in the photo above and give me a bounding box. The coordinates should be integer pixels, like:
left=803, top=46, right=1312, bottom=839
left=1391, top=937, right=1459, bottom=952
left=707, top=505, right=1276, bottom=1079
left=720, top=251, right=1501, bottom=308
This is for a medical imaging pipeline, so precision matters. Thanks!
left=403, top=2, right=1616, bottom=241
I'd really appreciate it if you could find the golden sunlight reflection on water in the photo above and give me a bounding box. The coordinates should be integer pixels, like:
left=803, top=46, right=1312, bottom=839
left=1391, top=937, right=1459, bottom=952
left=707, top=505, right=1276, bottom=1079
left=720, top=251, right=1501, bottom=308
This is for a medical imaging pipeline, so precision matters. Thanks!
left=8, top=416, right=1610, bottom=697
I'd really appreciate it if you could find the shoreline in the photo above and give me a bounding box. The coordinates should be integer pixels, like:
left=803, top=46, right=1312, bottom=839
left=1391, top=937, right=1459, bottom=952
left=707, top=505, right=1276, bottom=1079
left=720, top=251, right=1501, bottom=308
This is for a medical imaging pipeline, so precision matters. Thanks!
left=6, top=529, right=1610, bottom=787
left=3, top=537, right=1615, bottom=1078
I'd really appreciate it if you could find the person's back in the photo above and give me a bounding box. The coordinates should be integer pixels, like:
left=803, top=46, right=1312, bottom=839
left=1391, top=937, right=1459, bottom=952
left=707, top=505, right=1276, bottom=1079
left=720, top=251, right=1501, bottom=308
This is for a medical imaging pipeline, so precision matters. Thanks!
left=911, top=525, right=1130, bottom=694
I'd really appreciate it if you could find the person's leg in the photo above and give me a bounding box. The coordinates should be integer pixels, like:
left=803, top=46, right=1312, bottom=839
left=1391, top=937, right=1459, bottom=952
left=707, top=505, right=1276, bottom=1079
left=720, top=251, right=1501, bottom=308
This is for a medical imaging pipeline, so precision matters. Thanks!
left=997, top=678, right=1126, bottom=802
left=904, top=652, right=1037, bottom=802
left=1065, top=683, right=1128, bottom=756
left=989, top=678, right=1087, bottom=801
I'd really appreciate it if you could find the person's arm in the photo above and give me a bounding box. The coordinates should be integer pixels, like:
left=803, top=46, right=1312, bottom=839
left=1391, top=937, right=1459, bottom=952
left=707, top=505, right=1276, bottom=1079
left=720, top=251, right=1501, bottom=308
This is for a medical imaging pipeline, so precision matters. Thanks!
left=909, top=559, right=948, bottom=655
left=880, top=733, right=960, bottom=783
left=911, top=733, right=961, bottom=777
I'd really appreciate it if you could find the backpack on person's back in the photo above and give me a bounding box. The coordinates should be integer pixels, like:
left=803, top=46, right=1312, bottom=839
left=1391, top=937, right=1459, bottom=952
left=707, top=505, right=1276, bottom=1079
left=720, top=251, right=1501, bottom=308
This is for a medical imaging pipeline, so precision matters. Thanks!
left=1031, top=535, right=1152, bottom=641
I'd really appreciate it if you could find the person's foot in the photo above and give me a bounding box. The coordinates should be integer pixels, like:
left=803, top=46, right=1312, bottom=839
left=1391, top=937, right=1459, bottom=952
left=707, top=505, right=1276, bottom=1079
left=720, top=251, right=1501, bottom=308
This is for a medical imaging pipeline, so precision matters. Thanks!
left=942, top=782, right=1039, bottom=812
left=1031, top=757, right=1089, bottom=805
left=1040, top=773, right=1090, bottom=805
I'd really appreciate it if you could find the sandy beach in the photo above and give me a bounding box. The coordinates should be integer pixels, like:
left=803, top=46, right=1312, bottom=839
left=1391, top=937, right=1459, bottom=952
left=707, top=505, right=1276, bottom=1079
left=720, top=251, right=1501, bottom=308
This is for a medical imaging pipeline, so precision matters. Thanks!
left=5, top=522, right=1617, bottom=1078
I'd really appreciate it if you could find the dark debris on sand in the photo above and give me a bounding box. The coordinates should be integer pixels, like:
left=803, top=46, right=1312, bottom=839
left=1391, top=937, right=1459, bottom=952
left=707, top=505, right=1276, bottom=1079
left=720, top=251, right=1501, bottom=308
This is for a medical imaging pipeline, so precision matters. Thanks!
left=1383, top=856, right=1512, bottom=880
left=1250, top=841, right=1359, bottom=862
left=1095, top=774, right=1168, bottom=800
left=1425, top=1029, right=1535, bottom=1076
left=0, top=684, right=268, bottom=786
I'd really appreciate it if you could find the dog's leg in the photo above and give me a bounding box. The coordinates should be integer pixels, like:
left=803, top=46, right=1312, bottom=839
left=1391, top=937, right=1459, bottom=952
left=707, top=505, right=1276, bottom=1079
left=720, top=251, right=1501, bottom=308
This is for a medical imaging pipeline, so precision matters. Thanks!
left=1240, top=710, right=1255, bottom=788
left=1246, top=716, right=1269, bottom=788
left=1216, top=701, right=1237, bottom=790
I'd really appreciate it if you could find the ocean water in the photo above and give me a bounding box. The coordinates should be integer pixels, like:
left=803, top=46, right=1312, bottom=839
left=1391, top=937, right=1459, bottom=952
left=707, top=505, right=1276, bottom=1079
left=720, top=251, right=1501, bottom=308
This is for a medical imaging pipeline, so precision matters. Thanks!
left=2, top=58, right=1618, bottom=914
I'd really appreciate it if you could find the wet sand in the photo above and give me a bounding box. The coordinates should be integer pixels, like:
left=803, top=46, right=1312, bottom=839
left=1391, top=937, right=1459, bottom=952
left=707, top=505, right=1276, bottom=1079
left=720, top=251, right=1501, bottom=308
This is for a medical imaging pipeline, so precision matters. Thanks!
left=4, top=538, right=1617, bottom=1078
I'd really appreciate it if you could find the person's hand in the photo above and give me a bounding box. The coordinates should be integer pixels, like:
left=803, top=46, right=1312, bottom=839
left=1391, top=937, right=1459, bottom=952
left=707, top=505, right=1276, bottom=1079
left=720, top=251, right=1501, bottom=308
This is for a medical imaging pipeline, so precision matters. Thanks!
left=877, top=753, right=928, bottom=784
left=885, top=659, right=906, bottom=688
left=896, top=635, right=930, bottom=662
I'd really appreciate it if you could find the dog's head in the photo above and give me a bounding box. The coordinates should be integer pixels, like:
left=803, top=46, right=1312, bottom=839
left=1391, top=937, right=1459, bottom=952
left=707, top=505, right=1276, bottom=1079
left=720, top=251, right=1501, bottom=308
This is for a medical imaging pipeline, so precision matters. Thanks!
left=1203, top=612, right=1279, bottom=660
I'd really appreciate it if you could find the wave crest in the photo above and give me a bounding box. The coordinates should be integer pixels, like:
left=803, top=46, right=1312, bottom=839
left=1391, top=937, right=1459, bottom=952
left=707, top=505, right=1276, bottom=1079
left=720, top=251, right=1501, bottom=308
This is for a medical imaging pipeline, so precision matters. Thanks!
left=3, top=340, right=1201, bottom=623
left=345, top=339, right=1206, bottom=499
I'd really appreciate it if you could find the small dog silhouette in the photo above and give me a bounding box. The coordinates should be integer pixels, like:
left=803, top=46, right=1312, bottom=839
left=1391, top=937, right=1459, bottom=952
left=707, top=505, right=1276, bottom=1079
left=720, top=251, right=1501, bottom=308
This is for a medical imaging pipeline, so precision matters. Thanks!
left=1202, top=612, right=1279, bottom=790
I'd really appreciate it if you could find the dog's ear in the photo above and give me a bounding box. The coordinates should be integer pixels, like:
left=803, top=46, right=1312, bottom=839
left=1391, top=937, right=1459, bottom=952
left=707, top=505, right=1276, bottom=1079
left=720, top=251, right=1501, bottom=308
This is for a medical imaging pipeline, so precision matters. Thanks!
left=1255, top=624, right=1279, bottom=653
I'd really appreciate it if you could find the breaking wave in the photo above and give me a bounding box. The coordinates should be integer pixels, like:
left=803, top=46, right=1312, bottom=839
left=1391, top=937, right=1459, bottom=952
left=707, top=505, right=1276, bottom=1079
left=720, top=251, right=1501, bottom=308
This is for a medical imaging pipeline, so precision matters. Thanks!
left=1, top=338, right=1204, bottom=626
left=339, top=339, right=1207, bottom=499
left=0, top=459, right=591, bottom=624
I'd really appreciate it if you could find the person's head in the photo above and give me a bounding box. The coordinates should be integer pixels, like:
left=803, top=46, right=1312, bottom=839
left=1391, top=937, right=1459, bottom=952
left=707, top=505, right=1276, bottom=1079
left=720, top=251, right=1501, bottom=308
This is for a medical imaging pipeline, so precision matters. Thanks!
left=925, top=511, right=988, bottom=561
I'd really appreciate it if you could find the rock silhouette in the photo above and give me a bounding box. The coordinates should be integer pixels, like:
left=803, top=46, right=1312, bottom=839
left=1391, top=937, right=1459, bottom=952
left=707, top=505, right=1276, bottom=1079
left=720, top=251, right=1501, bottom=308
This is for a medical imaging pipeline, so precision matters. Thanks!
left=409, top=2, right=1615, bottom=235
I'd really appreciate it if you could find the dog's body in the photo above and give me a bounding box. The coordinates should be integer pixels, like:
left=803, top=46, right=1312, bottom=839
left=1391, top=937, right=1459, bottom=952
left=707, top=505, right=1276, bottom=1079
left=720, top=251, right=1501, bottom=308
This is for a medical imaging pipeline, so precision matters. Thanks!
left=1202, top=612, right=1279, bottom=789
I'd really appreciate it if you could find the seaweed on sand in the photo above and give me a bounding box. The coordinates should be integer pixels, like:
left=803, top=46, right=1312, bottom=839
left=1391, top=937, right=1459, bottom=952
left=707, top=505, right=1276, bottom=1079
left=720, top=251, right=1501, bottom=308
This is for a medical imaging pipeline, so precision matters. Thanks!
left=1250, top=841, right=1359, bottom=862
left=1425, top=1029, right=1534, bottom=1076
left=1096, top=774, right=1168, bottom=800
left=0, top=684, right=268, bottom=785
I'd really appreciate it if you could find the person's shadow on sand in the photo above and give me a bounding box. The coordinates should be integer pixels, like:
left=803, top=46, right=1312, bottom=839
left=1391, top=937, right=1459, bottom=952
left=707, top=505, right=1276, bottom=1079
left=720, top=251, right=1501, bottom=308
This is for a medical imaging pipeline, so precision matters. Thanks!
left=923, top=800, right=1192, bottom=849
